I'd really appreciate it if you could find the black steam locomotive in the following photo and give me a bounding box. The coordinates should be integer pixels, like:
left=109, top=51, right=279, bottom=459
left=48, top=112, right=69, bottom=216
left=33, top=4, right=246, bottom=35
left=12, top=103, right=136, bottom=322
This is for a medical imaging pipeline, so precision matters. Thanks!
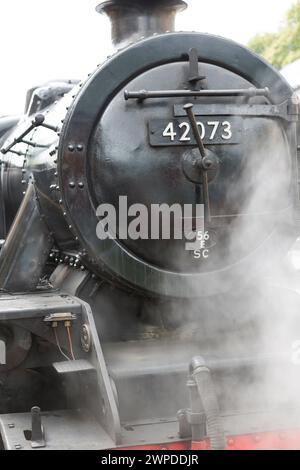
left=0, top=0, right=300, bottom=450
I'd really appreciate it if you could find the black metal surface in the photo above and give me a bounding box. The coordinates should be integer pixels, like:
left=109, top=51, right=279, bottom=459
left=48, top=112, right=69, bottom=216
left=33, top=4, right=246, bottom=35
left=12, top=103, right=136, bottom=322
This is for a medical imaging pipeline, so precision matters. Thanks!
left=59, top=32, right=295, bottom=297
left=0, top=292, right=82, bottom=321
left=0, top=183, right=53, bottom=292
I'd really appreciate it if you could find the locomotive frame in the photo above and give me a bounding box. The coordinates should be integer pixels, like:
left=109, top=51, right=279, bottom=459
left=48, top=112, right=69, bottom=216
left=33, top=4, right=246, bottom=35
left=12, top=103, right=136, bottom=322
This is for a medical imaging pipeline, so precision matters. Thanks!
left=0, top=0, right=300, bottom=451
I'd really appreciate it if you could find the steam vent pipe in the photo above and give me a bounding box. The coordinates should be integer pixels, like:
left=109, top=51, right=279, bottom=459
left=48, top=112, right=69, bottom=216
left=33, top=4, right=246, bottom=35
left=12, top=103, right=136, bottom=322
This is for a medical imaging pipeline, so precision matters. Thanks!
left=96, top=0, right=187, bottom=48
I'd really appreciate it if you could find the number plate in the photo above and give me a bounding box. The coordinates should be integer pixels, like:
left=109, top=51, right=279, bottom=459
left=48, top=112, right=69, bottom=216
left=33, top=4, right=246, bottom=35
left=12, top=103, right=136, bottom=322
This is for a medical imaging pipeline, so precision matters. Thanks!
left=148, top=116, right=242, bottom=146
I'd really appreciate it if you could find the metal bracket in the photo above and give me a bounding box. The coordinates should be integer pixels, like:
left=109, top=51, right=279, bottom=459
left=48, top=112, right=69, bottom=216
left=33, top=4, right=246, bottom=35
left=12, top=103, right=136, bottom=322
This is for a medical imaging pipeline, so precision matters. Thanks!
left=188, top=48, right=206, bottom=86
left=30, top=407, right=46, bottom=449
left=177, top=408, right=206, bottom=439
left=78, top=299, right=122, bottom=444
left=177, top=409, right=192, bottom=439
left=0, top=339, right=5, bottom=364
left=1, top=114, right=60, bottom=155
left=174, top=99, right=299, bottom=122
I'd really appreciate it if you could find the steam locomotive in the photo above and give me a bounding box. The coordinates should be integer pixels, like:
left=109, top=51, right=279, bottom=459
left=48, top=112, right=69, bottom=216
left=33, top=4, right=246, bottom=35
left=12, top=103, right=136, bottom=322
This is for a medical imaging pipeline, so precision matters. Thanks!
left=0, top=0, right=300, bottom=450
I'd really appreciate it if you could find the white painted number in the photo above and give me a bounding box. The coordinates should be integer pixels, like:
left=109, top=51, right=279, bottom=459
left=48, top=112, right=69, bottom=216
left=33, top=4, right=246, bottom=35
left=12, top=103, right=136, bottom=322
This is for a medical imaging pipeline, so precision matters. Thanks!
left=221, top=121, right=232, bottom=140
left=196, top=122, right=205, bottom=139
left=162, top=120, right=233, bottom=142
left=163, top=122, right=176, bottom=141
left=179, top=122, right=191, bottom=142
left=207, top=121, right=219, bottom=140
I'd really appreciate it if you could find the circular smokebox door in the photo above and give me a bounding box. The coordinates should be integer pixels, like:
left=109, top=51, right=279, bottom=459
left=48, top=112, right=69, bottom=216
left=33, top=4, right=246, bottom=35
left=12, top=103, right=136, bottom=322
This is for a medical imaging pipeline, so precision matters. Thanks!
left=59, top=32, right=295, bottom=298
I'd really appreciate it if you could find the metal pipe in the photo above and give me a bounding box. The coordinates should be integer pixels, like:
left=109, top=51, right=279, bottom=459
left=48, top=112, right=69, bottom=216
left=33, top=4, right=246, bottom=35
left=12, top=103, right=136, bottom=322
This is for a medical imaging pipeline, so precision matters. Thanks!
left=96, top=0, right=187, bottom=48
left=190, top=356, right=226, bottom=450
left=124, top=87, right=270, bottom=100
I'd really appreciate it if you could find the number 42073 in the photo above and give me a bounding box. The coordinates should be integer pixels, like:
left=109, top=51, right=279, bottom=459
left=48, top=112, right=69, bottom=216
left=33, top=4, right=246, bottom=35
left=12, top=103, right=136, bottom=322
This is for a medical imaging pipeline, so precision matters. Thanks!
left=162, top=120, right=232, bottom=142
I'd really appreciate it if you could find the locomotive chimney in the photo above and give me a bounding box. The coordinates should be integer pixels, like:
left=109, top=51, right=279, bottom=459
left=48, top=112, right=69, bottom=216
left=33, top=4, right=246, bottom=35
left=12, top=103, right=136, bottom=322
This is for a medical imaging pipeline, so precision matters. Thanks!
left=96, top=0, right=187, bottom=48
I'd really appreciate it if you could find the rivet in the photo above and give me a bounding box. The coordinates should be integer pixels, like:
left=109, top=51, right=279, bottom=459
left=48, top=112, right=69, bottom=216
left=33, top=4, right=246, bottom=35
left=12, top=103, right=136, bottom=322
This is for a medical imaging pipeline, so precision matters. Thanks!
left=69, top=182, right=75, bottom=188
left=15, top=444, right=22, bottom=450
left=76, top=144, right=83, bottom=152
left=78, top=182, right=84, bottom=188
left=228, top=438, right=234, bottom=446
left=68, top=144, right=75, bottom=152
left=8, top=423, right=15, bottom=429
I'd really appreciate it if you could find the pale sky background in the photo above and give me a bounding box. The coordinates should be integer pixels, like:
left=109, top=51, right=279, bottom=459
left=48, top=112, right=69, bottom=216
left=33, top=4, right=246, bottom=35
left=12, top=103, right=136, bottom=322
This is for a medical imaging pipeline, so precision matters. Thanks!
left=0, top=0, right=297, bottom=115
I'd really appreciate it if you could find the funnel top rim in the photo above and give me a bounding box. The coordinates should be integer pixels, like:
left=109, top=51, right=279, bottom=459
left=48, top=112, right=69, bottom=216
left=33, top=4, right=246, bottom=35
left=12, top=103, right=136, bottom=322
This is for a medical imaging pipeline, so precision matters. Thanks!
left=96, top=0, right=187, bottom=15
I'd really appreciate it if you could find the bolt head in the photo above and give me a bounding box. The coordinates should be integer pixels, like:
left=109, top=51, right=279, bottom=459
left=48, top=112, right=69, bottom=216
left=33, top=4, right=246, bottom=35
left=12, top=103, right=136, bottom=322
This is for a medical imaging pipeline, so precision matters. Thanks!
left=81, top=324, right=91, bottom=352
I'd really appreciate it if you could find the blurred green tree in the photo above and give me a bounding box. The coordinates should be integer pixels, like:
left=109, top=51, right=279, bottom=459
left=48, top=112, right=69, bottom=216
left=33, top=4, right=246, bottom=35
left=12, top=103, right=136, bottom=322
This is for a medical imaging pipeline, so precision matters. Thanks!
left=248, top=1, right=300, bottom=69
